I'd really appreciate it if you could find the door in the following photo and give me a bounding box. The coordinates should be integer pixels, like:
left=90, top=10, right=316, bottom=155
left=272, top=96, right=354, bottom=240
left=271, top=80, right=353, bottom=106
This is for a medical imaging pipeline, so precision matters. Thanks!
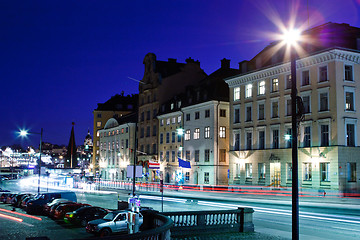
left=114, top=213, right=127, bottom=232
left=270, top=162, right=281, bottom=188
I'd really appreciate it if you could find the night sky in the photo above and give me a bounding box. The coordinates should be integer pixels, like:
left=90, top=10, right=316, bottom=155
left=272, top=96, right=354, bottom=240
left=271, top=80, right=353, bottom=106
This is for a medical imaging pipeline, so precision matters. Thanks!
left=1, top=0, right=359, bottom=148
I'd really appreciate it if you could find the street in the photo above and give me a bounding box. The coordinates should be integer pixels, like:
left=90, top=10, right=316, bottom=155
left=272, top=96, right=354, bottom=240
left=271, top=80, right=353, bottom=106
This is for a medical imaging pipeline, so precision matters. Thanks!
left=1, top=179, right=360, bottom=240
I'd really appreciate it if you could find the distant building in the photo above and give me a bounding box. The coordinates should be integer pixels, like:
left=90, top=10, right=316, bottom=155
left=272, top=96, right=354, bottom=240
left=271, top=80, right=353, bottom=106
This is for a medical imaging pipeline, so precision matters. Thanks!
left=77, top=130, right=93, bottom=170
left=226, top=22, right=360, bottom=192
left=98, top=113, right=137, bottom=181
left=92, top=93, right=138, bottom=175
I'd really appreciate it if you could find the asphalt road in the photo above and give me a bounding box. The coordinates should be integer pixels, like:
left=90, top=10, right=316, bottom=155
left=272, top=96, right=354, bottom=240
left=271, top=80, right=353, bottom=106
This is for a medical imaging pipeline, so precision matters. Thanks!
left=1, top=179, right=360, bottom=240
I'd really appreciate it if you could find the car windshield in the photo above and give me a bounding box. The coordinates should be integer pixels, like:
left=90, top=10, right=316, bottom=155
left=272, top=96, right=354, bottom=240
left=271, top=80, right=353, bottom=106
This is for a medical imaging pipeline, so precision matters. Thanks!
left=103, top=212, right=116, bottom=221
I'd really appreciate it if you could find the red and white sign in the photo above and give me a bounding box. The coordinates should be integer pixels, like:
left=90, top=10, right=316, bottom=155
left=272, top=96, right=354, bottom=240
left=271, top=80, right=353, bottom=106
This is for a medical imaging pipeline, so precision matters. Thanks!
left=149, top=161, right=160, bottom=169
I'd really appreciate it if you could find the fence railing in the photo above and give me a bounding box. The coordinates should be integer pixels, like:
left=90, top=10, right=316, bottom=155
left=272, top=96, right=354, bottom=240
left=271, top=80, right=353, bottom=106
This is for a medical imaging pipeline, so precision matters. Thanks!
left=162, top=207, right=254, bottom=237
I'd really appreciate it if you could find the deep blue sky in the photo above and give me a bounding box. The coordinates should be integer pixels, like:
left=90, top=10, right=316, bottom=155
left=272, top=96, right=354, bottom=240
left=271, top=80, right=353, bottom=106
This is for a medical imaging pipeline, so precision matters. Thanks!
left=1, top=0, right=359, bottom=148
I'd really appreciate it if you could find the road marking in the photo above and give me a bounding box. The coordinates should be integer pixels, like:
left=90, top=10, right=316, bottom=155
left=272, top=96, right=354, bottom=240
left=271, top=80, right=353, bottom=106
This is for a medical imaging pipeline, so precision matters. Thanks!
left=0, top=208, right=42, bottom=221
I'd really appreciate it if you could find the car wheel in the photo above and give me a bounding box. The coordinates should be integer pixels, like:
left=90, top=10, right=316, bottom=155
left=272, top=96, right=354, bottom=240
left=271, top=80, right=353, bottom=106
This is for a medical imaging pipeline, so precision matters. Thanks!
left=80, top=219, right=87, bottom=227
left=100, top=228, right=111, bottom=237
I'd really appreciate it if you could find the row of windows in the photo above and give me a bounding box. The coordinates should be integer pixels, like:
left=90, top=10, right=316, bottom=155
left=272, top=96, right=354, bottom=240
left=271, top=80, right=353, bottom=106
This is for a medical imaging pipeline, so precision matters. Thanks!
left=160, top=132, right=182, bottom=144
left=237, top=162, right=335, bottom=182
left=233, top=65, right=354, bottom=101
left=233, top=122, right=356, bottom=150
left=140, top=125, right=157, bottom=138
left=99, top=128, right=129, bottom=138
left=160, top=116, right=181, bottom=126
left=100, top=140, right=129, bottom=151
left=233, top=88, right=356, bottom=123
left=140, top=109, right=158, bottom=122
left=183, top=126, right=226, bottom=141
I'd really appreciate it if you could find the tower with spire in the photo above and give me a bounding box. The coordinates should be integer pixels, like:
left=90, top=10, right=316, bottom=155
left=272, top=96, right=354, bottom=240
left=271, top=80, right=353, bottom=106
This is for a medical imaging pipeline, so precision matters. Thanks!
left=65, top=122, right=77, bottom=168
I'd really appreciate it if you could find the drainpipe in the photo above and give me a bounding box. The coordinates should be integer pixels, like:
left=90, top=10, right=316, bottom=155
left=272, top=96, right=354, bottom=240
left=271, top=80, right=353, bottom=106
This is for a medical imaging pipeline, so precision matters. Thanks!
left=216, top=101, right=221, bottom=186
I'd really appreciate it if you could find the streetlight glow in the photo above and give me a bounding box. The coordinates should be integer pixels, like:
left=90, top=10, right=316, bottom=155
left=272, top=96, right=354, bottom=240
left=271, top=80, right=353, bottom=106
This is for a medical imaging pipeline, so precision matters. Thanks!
left=282, top=29, right=300, bottom=46
left=19, top=129, right=29, bottom=137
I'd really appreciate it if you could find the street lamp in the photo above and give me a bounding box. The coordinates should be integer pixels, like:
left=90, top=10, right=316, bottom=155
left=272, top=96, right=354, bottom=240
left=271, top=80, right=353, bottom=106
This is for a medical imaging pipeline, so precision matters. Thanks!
left=19, top=128, right=43, bottom=194
left=282, top=28, right=301, bottom=240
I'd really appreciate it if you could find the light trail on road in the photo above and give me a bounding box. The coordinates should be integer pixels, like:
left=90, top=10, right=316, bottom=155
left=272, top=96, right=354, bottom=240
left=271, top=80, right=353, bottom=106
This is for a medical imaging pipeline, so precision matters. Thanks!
left=0, top=208, right=42, bottom=221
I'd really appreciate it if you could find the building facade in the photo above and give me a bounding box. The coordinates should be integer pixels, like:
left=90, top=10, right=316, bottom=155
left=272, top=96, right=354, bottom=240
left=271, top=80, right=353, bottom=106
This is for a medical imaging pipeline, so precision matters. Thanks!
left=226, top=48, right=360, bottom=192
left=137, top=53, right=207, bottom=181
left=98, top=117, right=136, bottom=181
left=92, top=94, right=138, bottom=176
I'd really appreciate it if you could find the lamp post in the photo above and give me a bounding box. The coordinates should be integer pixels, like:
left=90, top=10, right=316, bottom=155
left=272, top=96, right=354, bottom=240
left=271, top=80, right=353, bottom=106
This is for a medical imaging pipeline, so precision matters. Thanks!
left=20, top=128, right=43, bottom=194
left=282, top=29, right=300, bottom=240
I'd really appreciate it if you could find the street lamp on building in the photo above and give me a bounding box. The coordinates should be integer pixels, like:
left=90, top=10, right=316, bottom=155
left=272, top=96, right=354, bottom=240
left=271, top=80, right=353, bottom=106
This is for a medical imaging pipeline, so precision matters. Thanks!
left=19, top=128, right=43, bottom=194
left=282, top=28, right=301, bottom=240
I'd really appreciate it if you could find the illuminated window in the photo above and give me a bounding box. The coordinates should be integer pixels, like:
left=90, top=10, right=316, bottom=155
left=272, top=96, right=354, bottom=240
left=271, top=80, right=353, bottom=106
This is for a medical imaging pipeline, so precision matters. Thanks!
left=97, top=122, right=101, bottom=127
left=185, top=130, right=190, bottom=141
left=234, top=87, right=240, bottom=101
left=245, top=163, right=252, bottom=178
left=272, top=78, right=279, bottom=92
left=219, top=127, right=226, bottom=138
left=303, top=163, right=312, bottom=181
left=258, top=81, right=265, bottom=95
left=204, top=127, right=210, bottom=139
left=194, top=128, right=200, bottom=140
left=245, top=84, right=252, bottom=98
left=320, top=162, right=330, bottom=182
left=166, top=118, right=170, bottom=125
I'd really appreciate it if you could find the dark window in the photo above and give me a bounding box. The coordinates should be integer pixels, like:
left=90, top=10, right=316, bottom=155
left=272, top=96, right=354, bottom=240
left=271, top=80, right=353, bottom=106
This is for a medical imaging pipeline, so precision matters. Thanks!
left=273, top=129, right=279, bottom=149
left=234, top=133, right=240, bottom=151
left=195, top=150, right=199, bottom=162
left=286, top=75, right=292, bottom=89
left=220, top=109, right=226, bottom=117
left=319, top=66, right=327, bottom=82
left=319, top=92, right=328, bottom=111
left=246, top=106, right=252, bottom=122
left=345, top=65, right=353, bottom=81
left=204, top=149, right=210, bottom=162
left=258, top=104, right=265, bottom=120
left=320, top=125, right=329, bottom=146
left=246, top=132, right=252, bottom=150
left=302, top=96, right=310, bottom=113
left=205, top=109, right=210, bottom=118
left=259, top=131, right=265, bottom=150
left=186, top=114, right=190, bottom=121
left=302, top=70, right=310, bottom=86
left=195, top=111, right=200, bottom=120
left=234, top=108, right=240, bottom=123
left=304, top=126, right=311, bottom=147
left=346, top=124, right=355, bottom=147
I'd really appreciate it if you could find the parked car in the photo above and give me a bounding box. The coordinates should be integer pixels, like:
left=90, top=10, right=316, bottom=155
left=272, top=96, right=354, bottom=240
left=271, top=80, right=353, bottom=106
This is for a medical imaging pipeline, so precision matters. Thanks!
left=26, top=191, right=77, bottom=215
left=12, top=194, right=32, bottom=208
left=20, top=195, right=34, bottom=208
left=6, top=194, right=17, bottom=204
left=0, top=193, right=12, bottom=203
left=86, top=210, right=143, bottom=237
left=64, top=206, right=109, bottom=226
left=53, top=203, right=91, bottom=220
left=44, top=198, right=73, bottom=215
left=48, top=201, right=76, bottom=218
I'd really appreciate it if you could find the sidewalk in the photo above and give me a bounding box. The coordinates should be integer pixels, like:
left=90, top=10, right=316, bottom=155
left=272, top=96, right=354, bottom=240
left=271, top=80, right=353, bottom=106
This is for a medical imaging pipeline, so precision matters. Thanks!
left=172, top=232, right=289, bottom=240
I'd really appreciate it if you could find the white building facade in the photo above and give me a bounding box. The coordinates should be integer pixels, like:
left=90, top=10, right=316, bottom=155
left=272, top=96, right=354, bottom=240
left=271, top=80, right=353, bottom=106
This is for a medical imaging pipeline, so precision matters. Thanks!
left=226, top=48, right=360, bottom=192
left=182, top=100, right=230, bottom=185
left=98, top=118, right=136, bottom=181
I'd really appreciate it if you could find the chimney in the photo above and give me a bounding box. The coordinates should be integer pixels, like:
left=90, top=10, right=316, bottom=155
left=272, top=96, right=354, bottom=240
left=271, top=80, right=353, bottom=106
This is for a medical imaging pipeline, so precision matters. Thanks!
left=168, top=58, right=177, bottom=63
left=239, top=60, right=248, bottom=73
left=186, top=57, right=195, bottom=63
left=221, top=58, right=230, bottom=69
